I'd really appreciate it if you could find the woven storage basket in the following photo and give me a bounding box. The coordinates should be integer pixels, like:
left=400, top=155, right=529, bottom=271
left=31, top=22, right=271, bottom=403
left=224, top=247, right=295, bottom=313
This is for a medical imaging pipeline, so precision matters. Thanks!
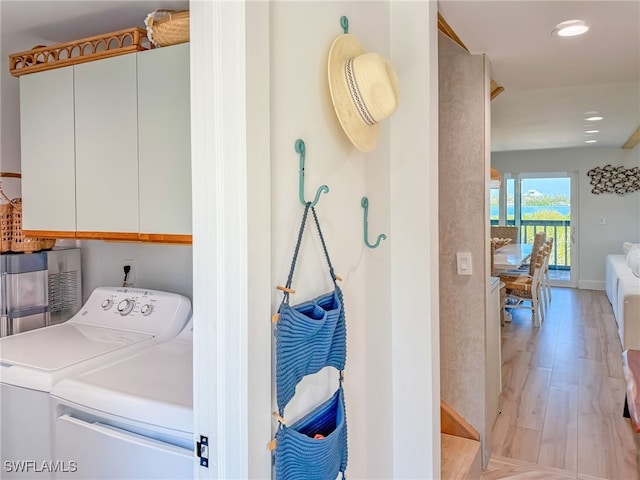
left=0, top=202, right=13, bottom=253
left=10, top=199, right=56, bottom=253
left=145, top=10, right=190, bottom=47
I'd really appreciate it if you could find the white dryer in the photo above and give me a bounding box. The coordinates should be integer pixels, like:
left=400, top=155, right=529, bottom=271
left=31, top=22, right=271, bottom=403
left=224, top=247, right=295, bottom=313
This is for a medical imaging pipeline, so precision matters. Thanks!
left=50, top=320, right=194, bottom=479
left=0, top=287, right=191, bottom=480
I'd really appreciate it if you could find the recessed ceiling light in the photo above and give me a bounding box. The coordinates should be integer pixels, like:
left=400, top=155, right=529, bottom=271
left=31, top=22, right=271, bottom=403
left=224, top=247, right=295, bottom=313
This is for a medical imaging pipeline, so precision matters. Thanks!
left=585, top=139, right=598, bottom=144
left=553, top=19, right=590, bottom=37
left=585, top=115, right=604, bottom=121
left=585, top=129, right=600, bottom=134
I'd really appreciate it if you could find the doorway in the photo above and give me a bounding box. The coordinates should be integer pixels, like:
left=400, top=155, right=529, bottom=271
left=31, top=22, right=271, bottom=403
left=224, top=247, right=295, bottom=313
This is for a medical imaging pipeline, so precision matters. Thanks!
left=492, top=172, right=577, bottom=287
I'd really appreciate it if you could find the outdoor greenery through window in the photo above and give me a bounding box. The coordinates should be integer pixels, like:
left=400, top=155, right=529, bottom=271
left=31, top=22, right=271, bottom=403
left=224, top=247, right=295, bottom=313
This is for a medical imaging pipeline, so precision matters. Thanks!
left=491, top=176, right=572, bottom=272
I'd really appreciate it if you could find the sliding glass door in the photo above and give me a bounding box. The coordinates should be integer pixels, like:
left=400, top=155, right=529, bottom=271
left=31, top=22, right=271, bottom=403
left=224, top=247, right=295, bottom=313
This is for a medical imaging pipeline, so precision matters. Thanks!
left=492, top=172, right=577, bottom=287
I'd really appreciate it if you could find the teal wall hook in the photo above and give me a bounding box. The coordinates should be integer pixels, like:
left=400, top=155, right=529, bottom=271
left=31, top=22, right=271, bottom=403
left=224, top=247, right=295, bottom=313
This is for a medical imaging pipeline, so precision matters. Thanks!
left=361, top=197, right=387, bottom=249
left=340, top=16, right=349, bottom=34
left=296, top=139, right=329, bottom=207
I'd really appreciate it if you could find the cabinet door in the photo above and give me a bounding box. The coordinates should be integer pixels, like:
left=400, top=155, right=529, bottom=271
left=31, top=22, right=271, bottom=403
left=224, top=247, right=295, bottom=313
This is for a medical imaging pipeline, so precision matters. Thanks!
left=137, top=43, right=192, bottom=237
left=20, top=67, right=76, bottom=233
left=74, top=55, right=139, bottom=234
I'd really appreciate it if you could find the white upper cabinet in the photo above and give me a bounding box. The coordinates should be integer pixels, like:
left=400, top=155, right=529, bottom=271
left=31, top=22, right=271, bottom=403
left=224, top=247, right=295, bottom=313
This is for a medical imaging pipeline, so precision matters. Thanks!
left=20, top=66, right=76, bottom=233
left=137, top=43, right=191, bottom=236
left=19, top=44, right=192, bottom=242
left=74, top=54, right=139, bottom=234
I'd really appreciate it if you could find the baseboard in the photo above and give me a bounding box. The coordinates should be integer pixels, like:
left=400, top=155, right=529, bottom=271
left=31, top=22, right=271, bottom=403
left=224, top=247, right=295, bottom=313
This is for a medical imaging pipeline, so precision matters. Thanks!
left=579, top=280, right=605, bottom=291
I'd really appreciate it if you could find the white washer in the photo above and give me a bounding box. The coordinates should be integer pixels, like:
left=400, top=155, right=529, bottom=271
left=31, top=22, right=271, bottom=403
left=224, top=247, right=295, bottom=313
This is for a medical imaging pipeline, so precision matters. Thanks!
left=50, top=320, right=194, bottom=480
left=0, top=287, right=191, bottom=480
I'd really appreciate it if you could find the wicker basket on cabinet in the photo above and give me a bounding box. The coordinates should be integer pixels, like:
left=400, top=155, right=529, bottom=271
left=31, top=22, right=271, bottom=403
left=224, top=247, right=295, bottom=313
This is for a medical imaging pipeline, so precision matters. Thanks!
left=145, top=10, right=190, bottom=47
left=0, top=202, right=13, bottom=253
left=9, top=199, right=56, bottom=253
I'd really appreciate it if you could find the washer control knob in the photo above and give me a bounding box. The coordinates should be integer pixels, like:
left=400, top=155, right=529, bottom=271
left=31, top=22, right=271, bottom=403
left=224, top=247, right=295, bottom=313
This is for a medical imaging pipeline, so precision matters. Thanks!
left=140, top=304, right=153, bottom=316
left=101, top=299, right=114, bottom=310
left=117, top=299, right=135, bottom=316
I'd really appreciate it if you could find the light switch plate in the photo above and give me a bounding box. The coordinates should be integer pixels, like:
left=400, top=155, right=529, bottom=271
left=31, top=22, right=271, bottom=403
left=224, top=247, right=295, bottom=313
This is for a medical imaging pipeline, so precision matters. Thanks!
left=456, top=252, right=473, bottom=275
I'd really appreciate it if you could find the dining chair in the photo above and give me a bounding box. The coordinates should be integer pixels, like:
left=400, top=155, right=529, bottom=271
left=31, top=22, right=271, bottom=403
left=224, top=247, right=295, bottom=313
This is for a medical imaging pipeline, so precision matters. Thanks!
left=491, top=226, right=519, bottom=243
left=507, top=231, right=546, bottom=277
left=538, top=242, right=549, bottom=312
left=542, top=237, right=554, bottom=308
left=499, top=247, right=547, bottom=327
left=490, top=239, right=495, bottom=276
left=490, top=240, right=509, bottom=325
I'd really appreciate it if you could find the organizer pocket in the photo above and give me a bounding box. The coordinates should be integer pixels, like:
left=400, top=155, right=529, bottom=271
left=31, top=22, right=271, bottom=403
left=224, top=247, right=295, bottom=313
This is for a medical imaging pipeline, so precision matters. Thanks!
left=276, top=287, right=346, bottom=410
left=274, top=387, right=347, bottom=480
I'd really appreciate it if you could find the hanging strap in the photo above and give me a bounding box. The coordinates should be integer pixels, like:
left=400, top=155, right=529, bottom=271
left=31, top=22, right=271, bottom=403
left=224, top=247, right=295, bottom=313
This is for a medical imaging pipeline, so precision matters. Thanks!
left=280, top=202, right=338, bottom=305
left=311, top=206, right=338, bottom=288
left=281, top=202, right=311, bottom=305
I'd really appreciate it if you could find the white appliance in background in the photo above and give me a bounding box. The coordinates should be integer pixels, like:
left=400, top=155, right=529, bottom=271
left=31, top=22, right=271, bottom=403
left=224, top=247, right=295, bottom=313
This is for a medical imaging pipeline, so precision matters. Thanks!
left=0, top=287, right=191, bottom=480
left=0, top=247, right=82, bottom=337
left=0, top=250, right=48, bottom=336
left=46, top=247, right=82, bottom=326
left=51, top=319, right=194, bottom=479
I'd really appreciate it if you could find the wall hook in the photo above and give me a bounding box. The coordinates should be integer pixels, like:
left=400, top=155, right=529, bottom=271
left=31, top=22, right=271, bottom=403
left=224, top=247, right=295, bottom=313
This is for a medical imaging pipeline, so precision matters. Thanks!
left=296, top=139, right=329, bottom=207
left=340, top=16, right=349, bottom=34
left=361, top=197, right=387, bottom=249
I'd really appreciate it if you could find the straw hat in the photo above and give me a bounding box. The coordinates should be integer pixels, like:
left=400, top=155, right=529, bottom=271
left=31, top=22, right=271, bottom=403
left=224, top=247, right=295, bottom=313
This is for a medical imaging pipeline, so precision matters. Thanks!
left=328, top=34, right=399, bottom=152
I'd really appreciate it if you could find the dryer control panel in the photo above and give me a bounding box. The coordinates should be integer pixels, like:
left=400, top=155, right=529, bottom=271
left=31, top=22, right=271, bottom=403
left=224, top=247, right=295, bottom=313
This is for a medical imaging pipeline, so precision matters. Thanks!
left=71, top=287, right=192, bottom=342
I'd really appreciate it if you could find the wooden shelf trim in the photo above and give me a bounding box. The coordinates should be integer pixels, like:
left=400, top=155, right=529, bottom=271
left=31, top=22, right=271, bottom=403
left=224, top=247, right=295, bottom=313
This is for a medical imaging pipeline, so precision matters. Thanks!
left=22, top=230, right=192, bottom=245
left=490, top=79, right=505, bottom=100
left=437, top=12, right=468, bottom=52
left=9, top=28, right=149, bottom=78
left=438, top=12, right=505, bottom=100
left=440, top=398, right=480, bottom=441
left=138, top=233, right=192, bottom=245
left=22, top=230, right=76, bottom=239
left=622, top=126, right=640, bottom=150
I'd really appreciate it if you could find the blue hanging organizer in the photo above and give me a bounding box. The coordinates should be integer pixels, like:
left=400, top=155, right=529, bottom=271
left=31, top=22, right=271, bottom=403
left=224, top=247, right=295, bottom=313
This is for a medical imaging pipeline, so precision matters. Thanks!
left=274, top=386, right=348, bottom=480
left=272, top=201, right=348, bottom=480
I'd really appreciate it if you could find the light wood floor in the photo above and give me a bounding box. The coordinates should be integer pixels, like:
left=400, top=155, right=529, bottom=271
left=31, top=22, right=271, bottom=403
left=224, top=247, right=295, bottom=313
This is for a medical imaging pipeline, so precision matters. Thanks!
left=484, top=287, right=640, bottom=479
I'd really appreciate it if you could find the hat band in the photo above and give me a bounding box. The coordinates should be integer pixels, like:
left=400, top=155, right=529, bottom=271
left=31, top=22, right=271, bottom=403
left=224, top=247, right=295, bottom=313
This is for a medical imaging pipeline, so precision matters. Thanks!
left=345, top=58, right=377, bottom=127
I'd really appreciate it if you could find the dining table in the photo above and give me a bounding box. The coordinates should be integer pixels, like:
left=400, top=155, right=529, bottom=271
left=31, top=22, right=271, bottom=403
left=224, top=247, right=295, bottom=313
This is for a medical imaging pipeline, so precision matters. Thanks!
left=493, top=243, right=533, bottom=273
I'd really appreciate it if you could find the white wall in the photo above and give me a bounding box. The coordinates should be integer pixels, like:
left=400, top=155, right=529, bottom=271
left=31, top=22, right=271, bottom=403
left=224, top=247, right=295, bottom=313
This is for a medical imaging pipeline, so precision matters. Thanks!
left=267, top=2, right=439, bottom=477
left=1, top=43, right=27, bottom=180
left=493, top=147, right=640, bottom=290
left=269, top=4, right=374, bottom=474
left=390, top=2, right=440, bottom=477
left=1, top=27, right=50, bottom=198
left=0, top=2, right=52, bottom=179
left=78, top=240, right=192, bottom=302
left=191, top=1, right=439, bottom=478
